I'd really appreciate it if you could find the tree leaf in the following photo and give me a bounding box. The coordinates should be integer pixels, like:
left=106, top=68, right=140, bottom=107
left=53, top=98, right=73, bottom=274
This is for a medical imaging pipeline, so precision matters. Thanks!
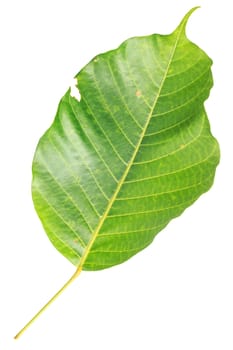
left=15, top=8, right=220, bottom=338
left=32, top=8, right=220, bottom=271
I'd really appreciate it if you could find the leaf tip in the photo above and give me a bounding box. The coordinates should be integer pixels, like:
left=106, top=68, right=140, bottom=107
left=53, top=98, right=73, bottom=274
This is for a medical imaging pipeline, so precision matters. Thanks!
left=176, top=6, right=200, bottom=35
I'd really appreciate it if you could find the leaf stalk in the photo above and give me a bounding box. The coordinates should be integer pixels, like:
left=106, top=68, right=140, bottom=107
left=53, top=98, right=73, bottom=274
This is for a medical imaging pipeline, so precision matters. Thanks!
left=14, top=266, right=82, bottom=339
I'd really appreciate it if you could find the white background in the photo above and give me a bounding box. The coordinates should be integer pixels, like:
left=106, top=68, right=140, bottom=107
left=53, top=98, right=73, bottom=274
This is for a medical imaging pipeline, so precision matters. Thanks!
left=0, top=0, right=232, bottom=349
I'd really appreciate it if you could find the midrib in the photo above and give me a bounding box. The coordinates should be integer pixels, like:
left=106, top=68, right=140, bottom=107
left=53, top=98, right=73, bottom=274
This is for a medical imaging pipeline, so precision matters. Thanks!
left=79, top=25, right=184, bottom=269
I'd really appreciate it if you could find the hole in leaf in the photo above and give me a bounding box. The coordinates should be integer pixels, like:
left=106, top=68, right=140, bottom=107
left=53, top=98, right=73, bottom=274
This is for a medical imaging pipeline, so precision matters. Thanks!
left=70, top=78, right=81, bottom=101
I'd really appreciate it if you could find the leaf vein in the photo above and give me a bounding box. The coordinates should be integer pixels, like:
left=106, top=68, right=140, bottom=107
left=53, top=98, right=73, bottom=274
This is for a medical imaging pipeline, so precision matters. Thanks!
left=106, top=59, right=144, bottom=130
left=151, top=77, right=212, bottom=118
left=69, top=97, right=119, bottom=183
left=90, top=240, right=152, bottom=254
left=81, top=95, right=128, bottom=165
left=108, top=198, right=196, bottom=218
left=38, top=155, right=94, bottom=232
left=48, top=133, right=102, bottom=217
left=125, top=143, right=218, bottom=183
left=159, top=65, right=211, bottom=97
left=35, top=189, right=86, bottom=249
left=116, top=179, right=212, bottom=201
left=133, top=112, right=205, bottom=165
left=92, top=65, right=137, bottom=148
left=99, top=223, right=166, bottom=237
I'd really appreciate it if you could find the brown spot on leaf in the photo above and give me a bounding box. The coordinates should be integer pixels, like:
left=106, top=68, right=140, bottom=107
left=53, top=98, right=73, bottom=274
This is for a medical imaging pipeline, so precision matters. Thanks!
left=136, top=90, right=141, bottom=97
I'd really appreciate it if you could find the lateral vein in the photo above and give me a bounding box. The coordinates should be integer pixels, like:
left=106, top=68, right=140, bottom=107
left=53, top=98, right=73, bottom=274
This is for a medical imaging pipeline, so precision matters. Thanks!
left=78, top=24, right=185, bottom=268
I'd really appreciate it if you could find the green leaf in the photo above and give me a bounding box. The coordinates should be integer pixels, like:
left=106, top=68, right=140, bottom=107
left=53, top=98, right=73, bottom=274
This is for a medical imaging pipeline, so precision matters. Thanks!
left=32, top=7, right=220, bottom=271
left=15, top=8, right=220, bottom=339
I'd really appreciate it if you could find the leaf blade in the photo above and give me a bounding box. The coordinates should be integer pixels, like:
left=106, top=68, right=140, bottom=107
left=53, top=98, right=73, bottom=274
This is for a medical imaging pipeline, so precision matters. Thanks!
left=32, top=8, right=220, bottom=270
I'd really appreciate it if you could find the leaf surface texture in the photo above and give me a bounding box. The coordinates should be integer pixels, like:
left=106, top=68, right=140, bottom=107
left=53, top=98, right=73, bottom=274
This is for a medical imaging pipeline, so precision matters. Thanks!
left=32, top=8, right=220, bottom=270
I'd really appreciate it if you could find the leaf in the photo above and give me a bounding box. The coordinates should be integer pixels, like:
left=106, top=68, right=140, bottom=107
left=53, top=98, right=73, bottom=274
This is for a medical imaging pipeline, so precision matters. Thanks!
left=32, top=7, right=219, bottom=272
left=14, top=8, right=220, bottom=339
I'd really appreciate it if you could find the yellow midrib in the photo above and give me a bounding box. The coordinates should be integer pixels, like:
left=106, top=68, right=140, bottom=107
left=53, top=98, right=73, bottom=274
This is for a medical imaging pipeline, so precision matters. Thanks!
left=78, top=25, right=184, bottom=269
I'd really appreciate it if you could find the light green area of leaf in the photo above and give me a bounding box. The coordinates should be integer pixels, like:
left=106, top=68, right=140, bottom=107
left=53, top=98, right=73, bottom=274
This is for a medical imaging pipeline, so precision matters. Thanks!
left=32, top=8, right=220, bottom=271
